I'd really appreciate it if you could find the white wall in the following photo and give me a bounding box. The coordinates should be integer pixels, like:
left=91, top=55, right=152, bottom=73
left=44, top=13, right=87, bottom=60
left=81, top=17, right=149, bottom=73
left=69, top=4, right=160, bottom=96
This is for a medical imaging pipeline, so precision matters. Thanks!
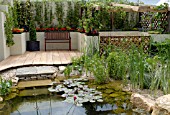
left=0, top=5, right=10, bottom=61
left=150, top=34, right=170, bottom=42
left=10, top=33, right=26, bottom=55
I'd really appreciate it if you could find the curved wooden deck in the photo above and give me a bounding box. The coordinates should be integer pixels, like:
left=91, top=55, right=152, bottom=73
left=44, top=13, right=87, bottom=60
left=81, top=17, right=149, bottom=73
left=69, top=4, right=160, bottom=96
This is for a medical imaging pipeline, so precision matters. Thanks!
left=0, top=51, right=82, bottom=71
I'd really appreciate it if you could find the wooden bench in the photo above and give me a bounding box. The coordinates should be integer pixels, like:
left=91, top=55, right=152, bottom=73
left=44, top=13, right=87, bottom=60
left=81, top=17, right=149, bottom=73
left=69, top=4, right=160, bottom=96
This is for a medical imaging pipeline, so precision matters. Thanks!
left=45, top=31, right=71, bottom=51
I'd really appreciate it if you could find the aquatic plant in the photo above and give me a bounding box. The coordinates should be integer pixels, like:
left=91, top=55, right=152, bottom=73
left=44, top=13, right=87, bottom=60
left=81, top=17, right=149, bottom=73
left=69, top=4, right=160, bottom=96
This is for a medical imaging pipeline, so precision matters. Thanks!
left=107, top=49, right=128, bottom=80
left=64, top=65, right=72, bottom=77
left=90, top=54, right=108, bottom=84
left=127, top=43, right=146, bottom=89
left=0, top=77, right=12, bottom=96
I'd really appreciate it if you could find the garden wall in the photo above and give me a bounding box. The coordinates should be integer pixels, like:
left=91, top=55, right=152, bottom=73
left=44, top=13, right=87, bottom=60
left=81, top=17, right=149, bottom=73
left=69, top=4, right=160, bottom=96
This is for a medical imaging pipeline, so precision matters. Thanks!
left=10, top=33, right=26, bottom=55
left=150, top=34, right=170, bottom=42
left=0, top=5, right=10, bottom=62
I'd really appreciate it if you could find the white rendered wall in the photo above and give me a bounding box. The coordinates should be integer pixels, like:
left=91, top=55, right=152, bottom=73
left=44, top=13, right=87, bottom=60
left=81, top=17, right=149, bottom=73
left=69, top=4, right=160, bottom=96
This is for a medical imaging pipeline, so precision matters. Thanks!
left=150, top=34, right=170, bottom=42
left=0, top=5, right=10, bottom=61
left=10, top=33, right=26, bottom=55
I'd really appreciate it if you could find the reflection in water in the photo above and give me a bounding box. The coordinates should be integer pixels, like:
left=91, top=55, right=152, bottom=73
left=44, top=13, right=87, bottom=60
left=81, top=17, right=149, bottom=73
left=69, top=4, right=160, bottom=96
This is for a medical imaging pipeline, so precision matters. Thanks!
left=9, top=94, right=133, bottom=115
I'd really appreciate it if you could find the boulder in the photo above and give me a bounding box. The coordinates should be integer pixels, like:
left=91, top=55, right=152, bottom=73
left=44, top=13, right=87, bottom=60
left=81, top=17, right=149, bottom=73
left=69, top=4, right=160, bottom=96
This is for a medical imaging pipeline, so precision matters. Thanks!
left=0, top=97, right=3, bottom=103
left=59, top=66, right=66, bottom=73
left=130, top=93, right=155, bottom=112
left=152, top=94, right=170, bottom=115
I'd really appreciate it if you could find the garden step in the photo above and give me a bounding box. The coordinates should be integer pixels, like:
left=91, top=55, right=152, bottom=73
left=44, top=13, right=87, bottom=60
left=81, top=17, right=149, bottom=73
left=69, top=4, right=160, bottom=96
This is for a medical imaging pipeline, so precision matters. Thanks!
left=17, top=80, right=53, bottom=88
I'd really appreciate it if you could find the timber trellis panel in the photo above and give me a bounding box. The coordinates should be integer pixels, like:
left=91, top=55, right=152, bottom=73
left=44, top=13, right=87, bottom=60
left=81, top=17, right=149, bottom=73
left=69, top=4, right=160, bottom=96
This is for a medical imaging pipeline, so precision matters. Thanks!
left=100, top=36, right=151, bottom=54
left=140, top=12, right=168, bottom=31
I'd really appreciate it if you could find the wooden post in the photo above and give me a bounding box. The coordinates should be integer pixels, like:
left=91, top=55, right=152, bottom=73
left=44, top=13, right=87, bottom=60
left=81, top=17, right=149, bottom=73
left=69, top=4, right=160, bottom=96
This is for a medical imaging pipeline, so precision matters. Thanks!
left=167, top=11, right=170, bottom=33
left=110, top=12, right=114, bottom=30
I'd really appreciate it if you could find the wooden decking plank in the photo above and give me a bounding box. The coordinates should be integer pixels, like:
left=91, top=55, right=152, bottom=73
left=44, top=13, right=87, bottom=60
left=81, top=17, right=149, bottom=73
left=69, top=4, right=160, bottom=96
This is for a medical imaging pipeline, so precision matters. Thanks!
left=1, top=56, right=19, bottom=70
left=13, top=52, right=30, bottom=66
left=69, top=51, right=78, bottom=59
left=46, top=51, right=53, bottom=65
left=33, top=51, right=43, bottom=65
left=24, top=52, right=37, bottom=65
left=58, top=51, right=67, bottom=64
left=63, top=51, right=72, bottom=64
left=52, top=51, right=61, bottom=64
left=40, top=52, right=47, bottom=64
left=0, top=51, right=81, bottom=71
left=0, top=57, right=13, bottom=70
left=76, top=51, right=83, bottom=58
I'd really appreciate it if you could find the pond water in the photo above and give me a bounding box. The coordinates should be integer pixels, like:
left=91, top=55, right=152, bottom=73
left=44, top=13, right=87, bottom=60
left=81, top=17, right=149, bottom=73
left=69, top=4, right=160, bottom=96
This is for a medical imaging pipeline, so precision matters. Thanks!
left=9, top=94, right=133, bottom=115
left=1, top=80, right=146, bottom=115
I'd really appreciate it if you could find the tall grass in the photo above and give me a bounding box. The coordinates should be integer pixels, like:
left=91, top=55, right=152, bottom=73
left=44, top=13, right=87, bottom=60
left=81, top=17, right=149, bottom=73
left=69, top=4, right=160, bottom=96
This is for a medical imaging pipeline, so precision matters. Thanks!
left=71, top=36, right=170, bottom=94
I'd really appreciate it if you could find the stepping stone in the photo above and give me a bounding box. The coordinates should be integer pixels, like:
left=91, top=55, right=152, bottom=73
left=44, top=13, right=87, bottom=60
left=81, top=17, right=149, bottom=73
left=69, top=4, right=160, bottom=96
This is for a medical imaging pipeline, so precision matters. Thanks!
left=36, top=66, right=57, bottom=74
left=16, top=67, right=37, bottom=76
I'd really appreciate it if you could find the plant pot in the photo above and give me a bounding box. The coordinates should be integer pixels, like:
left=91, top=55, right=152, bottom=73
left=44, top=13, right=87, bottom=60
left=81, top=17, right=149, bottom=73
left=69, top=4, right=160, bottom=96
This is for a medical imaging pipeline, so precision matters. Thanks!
left=26, top=41, right=40, bottom=51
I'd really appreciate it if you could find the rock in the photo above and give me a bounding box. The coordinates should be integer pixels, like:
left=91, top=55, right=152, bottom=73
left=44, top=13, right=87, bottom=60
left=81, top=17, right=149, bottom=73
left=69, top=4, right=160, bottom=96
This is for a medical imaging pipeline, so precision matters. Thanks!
left=12, top=77, right=19, bottom=84
left=52, top=72, right=58, bottom=78
left=59, top=66, right=66, bottom=73
left=0, top=103, right=5, bottom=110
left=0, top=97, right=3, bottom=103
left=5, top=93, right=17, bottom=101
left=31, top=76, right=37, bottom=80
left=152, top=94, right=170, bottom=115
left=130, top=93, right=155, bottom=112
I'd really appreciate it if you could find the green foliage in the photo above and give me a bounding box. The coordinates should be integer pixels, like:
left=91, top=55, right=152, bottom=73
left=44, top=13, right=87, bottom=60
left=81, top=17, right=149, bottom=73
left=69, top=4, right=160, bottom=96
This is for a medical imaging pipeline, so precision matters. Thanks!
left=13, top=0, right=19, bottom=28
left=64, top=66, right=72, bottom=77
left=107, top=50, right=128, bottom=80
left=65, top=1, right=74, bottom=27
left=4, top=6, right=14, bottom=47
left=29, top=13, right=36, bottom=41
left=35, top=0, right=43, bottom=27
left=0, top=78, right=12, bottom=96
left=90, top=54, right=108, bottom=84
left=55, top=1, right=64, bottom=27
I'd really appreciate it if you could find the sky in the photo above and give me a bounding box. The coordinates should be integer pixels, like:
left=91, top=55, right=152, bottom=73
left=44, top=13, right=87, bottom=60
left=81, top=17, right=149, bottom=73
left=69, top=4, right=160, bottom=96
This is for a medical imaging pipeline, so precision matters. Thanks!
left=129, top=0, right=160, bottom=5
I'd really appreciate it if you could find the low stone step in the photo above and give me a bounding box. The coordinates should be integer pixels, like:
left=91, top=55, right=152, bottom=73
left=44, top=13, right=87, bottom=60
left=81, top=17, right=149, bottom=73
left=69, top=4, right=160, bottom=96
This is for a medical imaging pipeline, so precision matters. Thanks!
left=17, top=80, right=53, bottom=88
left=16, top=66, right=58, bottom=77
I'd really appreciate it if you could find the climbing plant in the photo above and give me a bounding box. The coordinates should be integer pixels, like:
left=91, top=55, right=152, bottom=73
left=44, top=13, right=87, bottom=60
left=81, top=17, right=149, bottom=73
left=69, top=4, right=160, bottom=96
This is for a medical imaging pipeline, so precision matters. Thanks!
left=35, top=0, right=43, bottom=27
left=4, top=6, right=14, bottom=47
left=55, top=1, right=64, bottom=28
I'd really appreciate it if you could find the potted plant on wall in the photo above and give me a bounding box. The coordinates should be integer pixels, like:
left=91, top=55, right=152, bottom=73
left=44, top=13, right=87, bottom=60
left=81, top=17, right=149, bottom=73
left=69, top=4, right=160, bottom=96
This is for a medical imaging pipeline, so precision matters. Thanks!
left=26, top=15, right=40, bottom=51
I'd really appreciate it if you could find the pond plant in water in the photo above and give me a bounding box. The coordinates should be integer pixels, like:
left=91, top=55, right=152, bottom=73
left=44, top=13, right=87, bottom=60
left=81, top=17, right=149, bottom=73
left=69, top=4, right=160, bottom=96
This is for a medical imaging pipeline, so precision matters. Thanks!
left=0, top=77, right=12, bottom=96
left=67, top=38, right=170, bottom=95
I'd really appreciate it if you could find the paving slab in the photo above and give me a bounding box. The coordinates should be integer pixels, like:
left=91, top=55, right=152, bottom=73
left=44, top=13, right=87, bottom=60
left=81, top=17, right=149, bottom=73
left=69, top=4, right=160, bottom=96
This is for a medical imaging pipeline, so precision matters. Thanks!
left=36, top=66, right=57, bottom=74
left=16, top=67, right=37, bottom=76
left=17, top=80, right=52, bottom=88
left=16, top=66, right=57, bottom=76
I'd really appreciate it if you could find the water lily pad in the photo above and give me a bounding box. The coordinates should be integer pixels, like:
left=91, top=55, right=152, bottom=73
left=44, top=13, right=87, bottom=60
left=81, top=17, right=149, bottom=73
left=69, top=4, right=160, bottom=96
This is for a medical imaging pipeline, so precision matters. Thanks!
left=48, top=87, right=56, bottom=92
left=76, top=103, right=83, bottom=106
left=61, top=94, right=68, bottom=98
left=97, top=99, right=103, bottom=102
left=90, top=100, right=95, bottom=103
